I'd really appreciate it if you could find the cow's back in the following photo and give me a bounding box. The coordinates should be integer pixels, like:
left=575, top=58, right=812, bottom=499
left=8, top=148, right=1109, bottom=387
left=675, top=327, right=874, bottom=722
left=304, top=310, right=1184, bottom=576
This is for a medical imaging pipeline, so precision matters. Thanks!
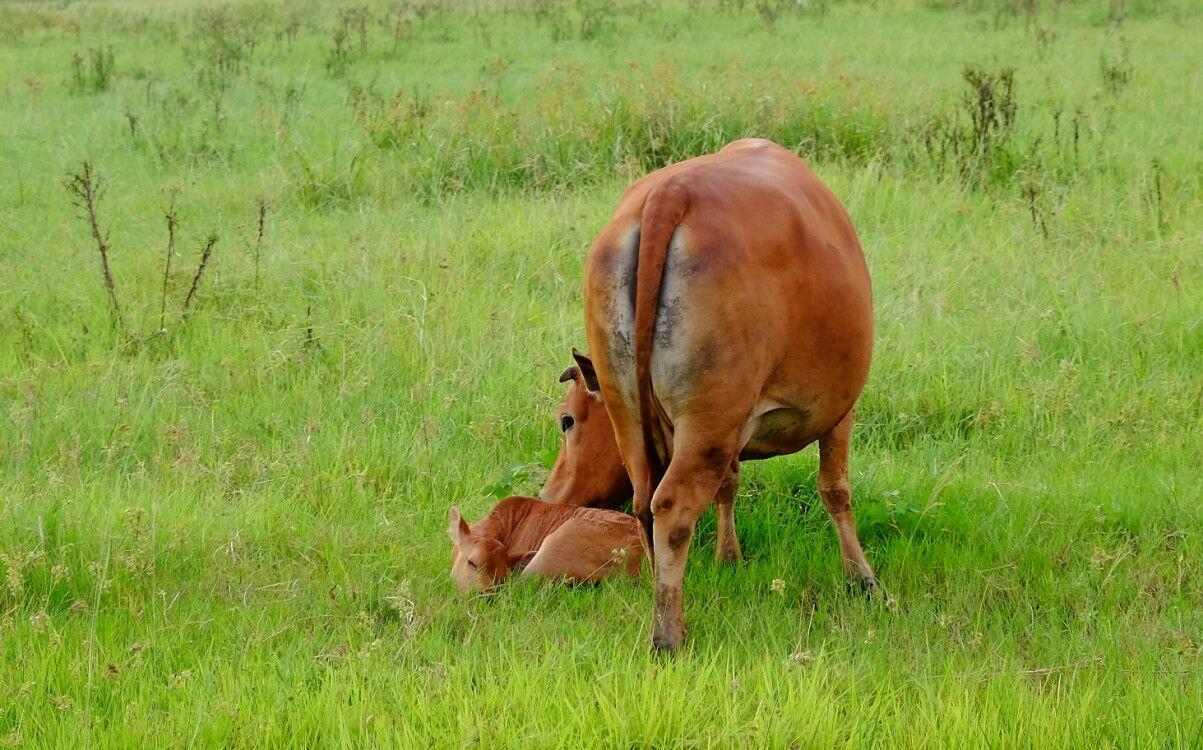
left=584, top=139, right=873, bottom=451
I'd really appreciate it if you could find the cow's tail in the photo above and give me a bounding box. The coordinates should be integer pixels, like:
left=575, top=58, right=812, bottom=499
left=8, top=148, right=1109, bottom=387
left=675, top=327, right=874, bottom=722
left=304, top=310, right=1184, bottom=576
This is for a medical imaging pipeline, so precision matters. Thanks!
left=634, top=180, right=689, bottom=511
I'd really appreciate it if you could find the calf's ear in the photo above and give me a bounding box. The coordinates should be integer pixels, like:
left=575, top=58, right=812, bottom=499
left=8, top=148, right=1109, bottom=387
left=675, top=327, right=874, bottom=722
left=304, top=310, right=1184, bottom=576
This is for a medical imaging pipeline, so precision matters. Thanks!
left=448, top=507, right=470, bottom=544
left=571, top=348, right=600, bottom=392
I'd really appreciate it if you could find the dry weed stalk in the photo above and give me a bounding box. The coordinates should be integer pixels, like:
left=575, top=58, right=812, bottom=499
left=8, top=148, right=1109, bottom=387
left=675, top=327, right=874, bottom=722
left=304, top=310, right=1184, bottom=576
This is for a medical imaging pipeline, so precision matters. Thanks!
left=64, top=161, right=124, bottom=332
left=159, top=198, right=178, bottom=332
left=181, top=233, right=218, bottom=319
left=254, top=199, right=266, bottom=292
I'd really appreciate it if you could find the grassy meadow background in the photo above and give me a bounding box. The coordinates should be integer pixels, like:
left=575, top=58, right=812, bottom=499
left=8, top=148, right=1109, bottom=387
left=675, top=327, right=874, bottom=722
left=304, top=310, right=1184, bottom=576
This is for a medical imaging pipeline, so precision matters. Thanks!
left=1, top=0, right=1201, bottom=745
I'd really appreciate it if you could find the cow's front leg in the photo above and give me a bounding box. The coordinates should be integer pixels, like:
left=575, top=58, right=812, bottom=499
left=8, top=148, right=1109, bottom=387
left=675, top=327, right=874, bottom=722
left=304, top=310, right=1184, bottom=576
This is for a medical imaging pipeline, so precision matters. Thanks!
left=650, top=440, right=735, bottom=652
left=714, top=460, right=741, bottom=564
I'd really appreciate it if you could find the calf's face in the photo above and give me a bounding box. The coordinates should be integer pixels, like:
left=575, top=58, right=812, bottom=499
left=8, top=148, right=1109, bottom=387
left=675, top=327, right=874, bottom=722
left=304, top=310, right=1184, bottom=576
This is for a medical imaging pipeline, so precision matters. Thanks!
left=447, top=508, right=509, bottom=593
left=540, top=351, right=632, bottom=508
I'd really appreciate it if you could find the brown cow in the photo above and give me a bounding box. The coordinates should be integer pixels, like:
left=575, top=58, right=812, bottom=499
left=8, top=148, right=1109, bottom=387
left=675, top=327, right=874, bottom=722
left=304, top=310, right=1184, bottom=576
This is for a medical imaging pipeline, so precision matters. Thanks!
left=448, top=496, right=643, bottom=594
left=542, top=138, right=877, bottom=651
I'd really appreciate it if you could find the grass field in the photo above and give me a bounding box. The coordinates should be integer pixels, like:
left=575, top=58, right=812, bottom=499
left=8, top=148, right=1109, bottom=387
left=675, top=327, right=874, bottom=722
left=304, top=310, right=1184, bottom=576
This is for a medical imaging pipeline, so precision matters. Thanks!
left=1, top=0, right=1201, bottom=745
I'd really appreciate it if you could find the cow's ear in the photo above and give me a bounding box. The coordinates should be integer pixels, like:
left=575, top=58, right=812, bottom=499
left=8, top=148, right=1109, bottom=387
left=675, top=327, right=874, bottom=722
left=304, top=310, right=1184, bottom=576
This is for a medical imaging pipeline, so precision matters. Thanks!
left=558, top=365, right=580, bottom=383
left=572, top=348, right=600, bottom=392
left=448, top=507, right=470, bottom=544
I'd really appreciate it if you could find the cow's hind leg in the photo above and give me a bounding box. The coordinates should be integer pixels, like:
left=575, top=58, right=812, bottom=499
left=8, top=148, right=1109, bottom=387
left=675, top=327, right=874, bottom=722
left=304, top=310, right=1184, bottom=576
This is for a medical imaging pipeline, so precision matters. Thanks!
left=650, top=431, right=740, bottom=652
left=818, top=411, right=877, bottom=594
left=714, top=460, right=741, bottom=564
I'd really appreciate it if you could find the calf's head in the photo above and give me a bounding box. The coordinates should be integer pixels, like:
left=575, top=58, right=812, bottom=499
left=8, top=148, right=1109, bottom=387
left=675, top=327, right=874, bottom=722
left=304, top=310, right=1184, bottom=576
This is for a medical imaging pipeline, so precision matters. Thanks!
left=540, top=350, right=632, bottom=508
left=447, top=507, right=511, bottom=593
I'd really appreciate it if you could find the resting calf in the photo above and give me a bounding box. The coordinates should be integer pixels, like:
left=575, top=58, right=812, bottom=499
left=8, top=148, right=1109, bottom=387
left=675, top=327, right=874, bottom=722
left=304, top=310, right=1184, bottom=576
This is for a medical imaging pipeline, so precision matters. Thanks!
left=447, top=496, right=643, bottom=593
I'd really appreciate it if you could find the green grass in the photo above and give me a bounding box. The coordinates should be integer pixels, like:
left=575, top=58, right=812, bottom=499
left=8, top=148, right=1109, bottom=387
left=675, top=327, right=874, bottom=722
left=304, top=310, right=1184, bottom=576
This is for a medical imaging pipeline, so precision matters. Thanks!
left=1, top=0, right=1201, bottom=746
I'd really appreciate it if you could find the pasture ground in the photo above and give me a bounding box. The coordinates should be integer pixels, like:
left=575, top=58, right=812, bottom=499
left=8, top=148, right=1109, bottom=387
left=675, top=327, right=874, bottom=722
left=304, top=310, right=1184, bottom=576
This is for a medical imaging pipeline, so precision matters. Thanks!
left=1, top=0, right=1201, bottom=745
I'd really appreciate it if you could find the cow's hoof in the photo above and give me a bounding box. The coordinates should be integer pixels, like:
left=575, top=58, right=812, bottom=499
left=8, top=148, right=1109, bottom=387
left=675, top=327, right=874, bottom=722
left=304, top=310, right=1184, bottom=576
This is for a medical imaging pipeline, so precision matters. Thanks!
left=714, top=548, right=742, bottom=565
left=651, top=627, right=686, bottom=655
left=846, top=577, right=897, bottom=609
left=844, top=576, right=880, bottom=600
left=651, top=637, right=683, bottom=656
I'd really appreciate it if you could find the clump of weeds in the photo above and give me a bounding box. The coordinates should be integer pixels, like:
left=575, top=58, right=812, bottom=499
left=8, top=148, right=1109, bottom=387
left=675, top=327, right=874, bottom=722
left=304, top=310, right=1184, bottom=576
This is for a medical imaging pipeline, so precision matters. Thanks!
left=62, top=162, right=231, bottom=349
left=68, top=46, right=115, bottom=93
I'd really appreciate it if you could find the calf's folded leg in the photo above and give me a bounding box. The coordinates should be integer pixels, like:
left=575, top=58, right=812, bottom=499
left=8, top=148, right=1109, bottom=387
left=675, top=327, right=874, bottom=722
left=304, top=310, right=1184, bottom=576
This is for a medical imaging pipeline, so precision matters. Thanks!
left=521, top=515, right=643, bottom=585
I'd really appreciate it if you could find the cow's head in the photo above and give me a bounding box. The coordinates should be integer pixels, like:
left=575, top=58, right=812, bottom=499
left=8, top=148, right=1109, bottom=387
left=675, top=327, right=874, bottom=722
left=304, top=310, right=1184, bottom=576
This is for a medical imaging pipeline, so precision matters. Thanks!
left=447, top=507, right=512, bottom=593
left=540, top=350, right=632, bottom=508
